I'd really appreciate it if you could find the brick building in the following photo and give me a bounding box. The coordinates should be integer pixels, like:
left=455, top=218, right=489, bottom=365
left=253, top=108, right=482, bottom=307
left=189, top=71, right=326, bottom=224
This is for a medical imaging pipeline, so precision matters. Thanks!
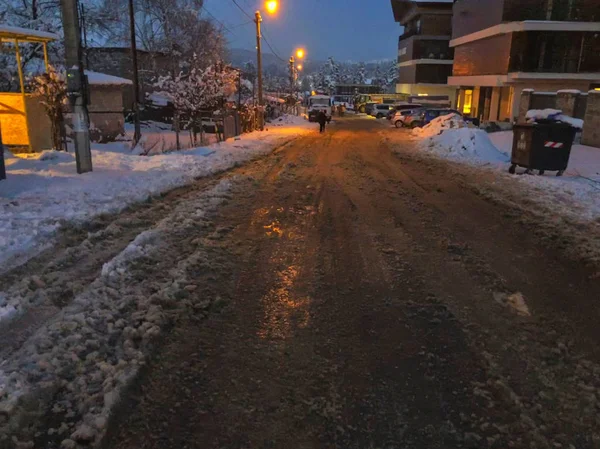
left=449, top=0, right=600, bottom=123
left=390, top=0, right=457, bottom=104
left=86, top=47, right=172, bottom=109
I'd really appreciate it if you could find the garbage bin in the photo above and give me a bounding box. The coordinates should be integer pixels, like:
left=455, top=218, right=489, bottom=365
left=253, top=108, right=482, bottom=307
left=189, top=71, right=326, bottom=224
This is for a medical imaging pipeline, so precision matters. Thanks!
left=509, top=122, right=576, bottom=176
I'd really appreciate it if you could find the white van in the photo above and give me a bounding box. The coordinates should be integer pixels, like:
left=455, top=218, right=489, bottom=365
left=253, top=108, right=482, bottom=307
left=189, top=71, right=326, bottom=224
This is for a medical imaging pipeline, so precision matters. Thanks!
left=308, top=95, right=332, bottom=122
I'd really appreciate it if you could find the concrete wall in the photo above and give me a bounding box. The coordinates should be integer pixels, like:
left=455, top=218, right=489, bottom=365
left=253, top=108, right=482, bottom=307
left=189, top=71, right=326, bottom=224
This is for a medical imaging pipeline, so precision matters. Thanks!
left=582, top=91, right=600, bottom=148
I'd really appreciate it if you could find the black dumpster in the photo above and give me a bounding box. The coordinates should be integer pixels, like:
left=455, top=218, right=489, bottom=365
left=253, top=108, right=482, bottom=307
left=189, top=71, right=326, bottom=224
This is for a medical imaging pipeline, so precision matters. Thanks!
left=510, top=122, right=576, bottom=176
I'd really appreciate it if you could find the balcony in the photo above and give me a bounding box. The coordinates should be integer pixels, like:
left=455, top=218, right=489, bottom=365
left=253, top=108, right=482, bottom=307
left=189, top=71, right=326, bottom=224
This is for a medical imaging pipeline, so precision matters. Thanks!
left=503, top=0, right=600, bottom=22
left=509, top=31, right=600, bottom=73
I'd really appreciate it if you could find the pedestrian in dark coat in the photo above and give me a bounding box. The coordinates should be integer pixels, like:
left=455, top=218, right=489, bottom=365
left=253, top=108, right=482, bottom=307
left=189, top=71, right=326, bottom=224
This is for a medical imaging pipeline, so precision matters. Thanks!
left=317, top=110, right=327, bottom=133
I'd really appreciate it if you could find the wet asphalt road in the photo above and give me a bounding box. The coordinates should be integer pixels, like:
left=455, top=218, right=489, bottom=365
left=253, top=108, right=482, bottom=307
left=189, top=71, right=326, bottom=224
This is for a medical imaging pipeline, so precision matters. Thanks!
left=104, top=116, right=600, bottom=449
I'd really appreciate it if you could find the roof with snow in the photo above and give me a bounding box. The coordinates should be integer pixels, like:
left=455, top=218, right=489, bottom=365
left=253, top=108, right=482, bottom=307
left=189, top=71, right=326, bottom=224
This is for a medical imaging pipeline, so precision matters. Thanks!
left=0, top=24, right=58, bottom=42
left=85, top=71, right=133, bottom=86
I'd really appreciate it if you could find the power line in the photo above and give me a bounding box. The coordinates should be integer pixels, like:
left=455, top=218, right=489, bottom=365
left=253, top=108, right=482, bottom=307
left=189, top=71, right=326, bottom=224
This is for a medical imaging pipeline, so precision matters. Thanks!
left=227, top=0, right=288, bottom=63
left=230, top=0, right=254, bottom=21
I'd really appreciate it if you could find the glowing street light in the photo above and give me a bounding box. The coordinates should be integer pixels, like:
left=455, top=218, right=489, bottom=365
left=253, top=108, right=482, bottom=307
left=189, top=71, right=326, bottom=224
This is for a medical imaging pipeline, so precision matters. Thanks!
left=265, top=0, right=278, bottom=14
left=297, top=64, right=303, bottom=71
left=296, top=48, right=305, bottom=59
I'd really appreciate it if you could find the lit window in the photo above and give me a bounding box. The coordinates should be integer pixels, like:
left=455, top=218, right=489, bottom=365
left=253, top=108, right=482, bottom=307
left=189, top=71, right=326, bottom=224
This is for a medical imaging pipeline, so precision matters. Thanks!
left=463, top=89, right=473, bottom=114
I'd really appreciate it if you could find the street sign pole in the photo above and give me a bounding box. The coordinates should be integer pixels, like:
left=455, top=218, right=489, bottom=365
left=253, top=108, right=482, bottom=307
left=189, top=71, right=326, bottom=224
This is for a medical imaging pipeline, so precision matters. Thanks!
left=60, top=0, right=93, bottom=174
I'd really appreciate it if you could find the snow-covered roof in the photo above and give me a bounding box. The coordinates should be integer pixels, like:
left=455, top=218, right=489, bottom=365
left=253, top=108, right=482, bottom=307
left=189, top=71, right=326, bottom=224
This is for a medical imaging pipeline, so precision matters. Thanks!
left=0, top=24, right=58, bottom=42
left=85, top=71, right=133, bottom=86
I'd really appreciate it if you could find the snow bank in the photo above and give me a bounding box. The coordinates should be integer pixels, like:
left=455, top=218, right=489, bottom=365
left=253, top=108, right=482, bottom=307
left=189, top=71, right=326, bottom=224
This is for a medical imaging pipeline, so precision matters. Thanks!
left=401, top=125, right=600, bottom=224
left=412, top=113, right=467, bottom=139
left=0, top=117, right=312, bottom=273
left=413, top=114, right=508, bottom=163
left=526, top=109, right=584, bottom=129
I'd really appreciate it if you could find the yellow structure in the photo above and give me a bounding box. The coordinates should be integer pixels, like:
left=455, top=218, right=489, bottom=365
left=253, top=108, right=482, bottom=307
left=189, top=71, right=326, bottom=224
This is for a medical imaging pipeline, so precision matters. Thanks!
left=0, top=25, right=58, bottom=151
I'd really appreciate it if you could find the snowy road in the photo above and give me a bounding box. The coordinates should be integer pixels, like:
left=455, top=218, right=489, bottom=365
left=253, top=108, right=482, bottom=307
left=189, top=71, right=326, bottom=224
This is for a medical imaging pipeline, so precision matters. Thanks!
left=3, top=116, right=600, bottom=448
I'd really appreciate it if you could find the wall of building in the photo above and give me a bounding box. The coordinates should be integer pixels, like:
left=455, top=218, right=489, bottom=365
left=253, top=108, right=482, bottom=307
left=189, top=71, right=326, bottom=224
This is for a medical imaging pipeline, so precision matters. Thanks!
left=453, top=34, right=513, bottom=76
left=582, top=91, right=600, bottom=147
left=87, top=86, right=126, bottom=143
left=420, top=13, right=453, bottom=36
left=452, top=0, right=505, bottom=39
left=395, top=83, right=458, bottom=107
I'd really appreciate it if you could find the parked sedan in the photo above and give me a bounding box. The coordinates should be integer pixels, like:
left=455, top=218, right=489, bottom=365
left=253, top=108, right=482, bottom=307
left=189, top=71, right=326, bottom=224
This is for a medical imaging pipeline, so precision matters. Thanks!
left=386, top=103, right=423, bottom=120
left=370, top=104, right=393, bottom=119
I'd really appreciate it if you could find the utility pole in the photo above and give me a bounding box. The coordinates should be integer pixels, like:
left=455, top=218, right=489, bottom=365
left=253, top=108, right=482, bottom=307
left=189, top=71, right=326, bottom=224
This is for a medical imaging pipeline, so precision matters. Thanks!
left=255, top=11, right=263, bottom=107
left=128, top=0, right=142, bottom=147
left=289, top=56, right=295, bottom=100
left=60, top=0, right=92, bottom=174
left=238, top=69, right=242, bottom=109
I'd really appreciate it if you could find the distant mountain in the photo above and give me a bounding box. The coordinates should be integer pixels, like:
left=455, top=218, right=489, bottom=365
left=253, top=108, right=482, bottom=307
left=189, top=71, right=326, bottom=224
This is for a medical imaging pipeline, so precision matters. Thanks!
left=226, top=48, right=326, bottom=75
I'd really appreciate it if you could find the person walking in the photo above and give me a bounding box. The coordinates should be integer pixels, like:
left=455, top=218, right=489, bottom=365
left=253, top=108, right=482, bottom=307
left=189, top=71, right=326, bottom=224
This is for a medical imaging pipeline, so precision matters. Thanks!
left=317, top=110, right=327, bottom=133
left=340, top=104, right=346, bottom=117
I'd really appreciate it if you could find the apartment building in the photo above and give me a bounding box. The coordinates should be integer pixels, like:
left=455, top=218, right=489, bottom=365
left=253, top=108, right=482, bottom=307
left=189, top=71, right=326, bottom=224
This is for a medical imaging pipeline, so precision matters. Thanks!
left=449, top=0, right=600, bottom=123
left=390, top=0, right=458, bottom=103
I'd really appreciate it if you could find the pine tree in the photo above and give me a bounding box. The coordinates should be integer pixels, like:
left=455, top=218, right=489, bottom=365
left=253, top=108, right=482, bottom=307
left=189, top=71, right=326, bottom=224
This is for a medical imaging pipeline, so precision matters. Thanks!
left=356, top=62, right=367, bottom=84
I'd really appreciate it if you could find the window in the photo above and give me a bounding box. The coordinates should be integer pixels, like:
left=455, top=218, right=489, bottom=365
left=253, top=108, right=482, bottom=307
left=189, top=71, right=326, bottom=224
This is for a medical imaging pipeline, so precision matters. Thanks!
left=399, top=47, right=407, bottom=57
left=463, top=89, right=473, bottom=115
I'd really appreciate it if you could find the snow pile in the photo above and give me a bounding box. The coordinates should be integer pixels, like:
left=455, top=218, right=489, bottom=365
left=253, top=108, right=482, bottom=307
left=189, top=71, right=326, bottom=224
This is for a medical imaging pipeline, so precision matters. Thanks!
left=526, top=109, right=584, bottom=129
left=412, top=114, right=508, bottom=163
left=423, top=127, right=509, bottom=163
left=0, top=120, right=312, bottom=273
left=412, top=113, right=468, bottom=138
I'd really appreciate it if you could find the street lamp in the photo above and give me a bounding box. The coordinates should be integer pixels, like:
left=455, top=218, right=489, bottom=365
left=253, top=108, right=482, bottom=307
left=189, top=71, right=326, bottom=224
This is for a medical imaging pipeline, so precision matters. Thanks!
left=296, top=48, right=305, bottom=59
left=297, top=64, right=303, bottom=71
left=265, top=0, right=278, bottom=14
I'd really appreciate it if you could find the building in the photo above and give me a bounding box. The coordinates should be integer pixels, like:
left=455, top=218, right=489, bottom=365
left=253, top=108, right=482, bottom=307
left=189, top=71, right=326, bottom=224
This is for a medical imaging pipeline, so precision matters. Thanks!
left=86, top=47, right=172, bottom=109
left=390, top=0, right=457, bottom=104
left=449, top=0, right=600, bottom=123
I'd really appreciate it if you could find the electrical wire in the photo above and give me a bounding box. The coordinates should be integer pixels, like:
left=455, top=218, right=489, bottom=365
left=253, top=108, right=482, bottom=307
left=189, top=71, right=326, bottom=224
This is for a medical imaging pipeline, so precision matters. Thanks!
left=230, top=0, right=254, bottom=21
left=227, top=0, right=289, bottom=63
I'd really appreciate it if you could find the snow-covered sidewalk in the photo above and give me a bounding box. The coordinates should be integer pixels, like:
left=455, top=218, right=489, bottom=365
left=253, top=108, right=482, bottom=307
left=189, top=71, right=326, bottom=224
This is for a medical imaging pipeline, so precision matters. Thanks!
left=0, top=116, right=312, bottom=273
left=387, top=115, right=600, bottom=225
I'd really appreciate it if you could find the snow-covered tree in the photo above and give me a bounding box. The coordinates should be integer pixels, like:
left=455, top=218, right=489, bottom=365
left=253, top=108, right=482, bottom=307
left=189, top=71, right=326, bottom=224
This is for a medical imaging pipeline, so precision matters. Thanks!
left=29, top=66, right=66, bottom=151
left=328, top=57, right=342, bottom=85
left=154, top=58, right=237, bottom=148
left=355, top=62, right=367, bottom=84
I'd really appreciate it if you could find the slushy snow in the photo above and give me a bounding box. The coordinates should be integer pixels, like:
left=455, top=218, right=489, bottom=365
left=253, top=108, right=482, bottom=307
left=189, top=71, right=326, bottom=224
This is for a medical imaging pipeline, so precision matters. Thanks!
left=0, top=116, right=312, bottom=274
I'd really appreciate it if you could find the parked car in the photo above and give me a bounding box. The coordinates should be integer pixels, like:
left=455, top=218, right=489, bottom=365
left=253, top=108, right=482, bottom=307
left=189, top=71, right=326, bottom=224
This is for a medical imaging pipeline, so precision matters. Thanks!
left=392, top=108, right=425, bottom=128
left=404, top=108, right=480, bottom=128
left=371, top=104, right=393, bottom=119
left=386, top=103, right=423, bottom=120
left=364, top=102, right=377, bottom=116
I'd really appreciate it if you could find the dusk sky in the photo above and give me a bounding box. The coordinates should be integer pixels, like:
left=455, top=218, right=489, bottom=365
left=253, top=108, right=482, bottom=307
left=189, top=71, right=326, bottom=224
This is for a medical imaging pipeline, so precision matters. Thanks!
left=204, top=0, right=401, bottom=62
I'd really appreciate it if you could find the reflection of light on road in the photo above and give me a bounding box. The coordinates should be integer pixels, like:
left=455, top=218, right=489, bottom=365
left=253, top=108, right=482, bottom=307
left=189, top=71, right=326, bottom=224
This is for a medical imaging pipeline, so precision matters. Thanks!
left=264, top=221, right=284, bottom=237
left=258, top=265, right=311, bottom=341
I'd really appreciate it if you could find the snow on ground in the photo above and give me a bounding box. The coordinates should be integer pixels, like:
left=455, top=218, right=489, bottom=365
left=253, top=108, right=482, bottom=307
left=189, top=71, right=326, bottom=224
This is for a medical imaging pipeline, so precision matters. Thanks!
left=0, top=116, right=312, bottom=276
left=413, top=114, right=508, bottom=163
left=390, top=114, right=600, bottom=225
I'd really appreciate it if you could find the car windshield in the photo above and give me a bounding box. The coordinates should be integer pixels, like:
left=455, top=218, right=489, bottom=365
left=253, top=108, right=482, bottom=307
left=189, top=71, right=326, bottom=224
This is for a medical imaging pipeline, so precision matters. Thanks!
left=310, top=98, right=330, bottom=106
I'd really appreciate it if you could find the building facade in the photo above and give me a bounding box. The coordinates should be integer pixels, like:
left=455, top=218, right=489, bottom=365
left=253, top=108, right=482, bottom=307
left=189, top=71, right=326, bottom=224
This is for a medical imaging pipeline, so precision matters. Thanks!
left=391, top=0, right=457, bottom=104
left=449, top=0, right=600, bottom=123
